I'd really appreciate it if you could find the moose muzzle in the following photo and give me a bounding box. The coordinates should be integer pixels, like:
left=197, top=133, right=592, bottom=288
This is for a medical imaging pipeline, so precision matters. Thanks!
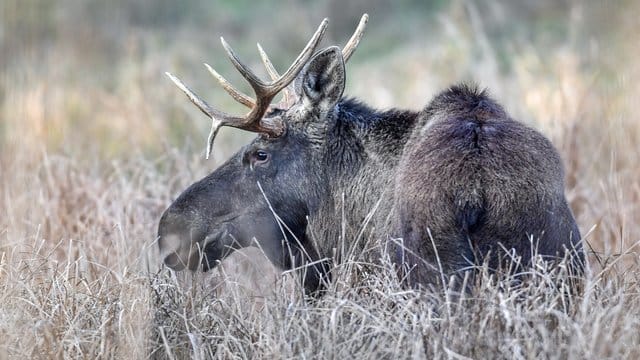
left=157, top=209, right=209, bottom=271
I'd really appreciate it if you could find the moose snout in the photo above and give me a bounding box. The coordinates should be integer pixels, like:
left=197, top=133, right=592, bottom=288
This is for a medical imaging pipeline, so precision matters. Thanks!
left=157, top=209, right=207, bottom=271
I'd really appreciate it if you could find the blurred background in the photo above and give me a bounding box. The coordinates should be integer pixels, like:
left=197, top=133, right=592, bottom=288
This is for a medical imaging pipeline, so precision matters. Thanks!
left=1, top=0, right=639, bottom=270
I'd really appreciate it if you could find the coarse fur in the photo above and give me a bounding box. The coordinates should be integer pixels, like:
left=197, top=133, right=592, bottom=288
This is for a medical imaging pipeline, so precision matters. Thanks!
left=158, top=47, right=583, bottom=293
left=394, top=85, right=582, bottom=288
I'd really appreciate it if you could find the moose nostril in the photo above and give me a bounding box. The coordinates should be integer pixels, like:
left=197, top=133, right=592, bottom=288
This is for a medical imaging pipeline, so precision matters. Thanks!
left=164, top=253, right=187, bottom=271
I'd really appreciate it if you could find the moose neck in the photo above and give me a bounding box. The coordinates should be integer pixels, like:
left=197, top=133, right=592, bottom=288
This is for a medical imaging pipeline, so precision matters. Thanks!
left=308, top=99, right=419, bottom=260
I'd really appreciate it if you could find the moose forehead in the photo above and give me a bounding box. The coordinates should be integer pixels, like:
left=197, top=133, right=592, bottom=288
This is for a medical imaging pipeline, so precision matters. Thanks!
left=243, top=129, right=321, bottom=163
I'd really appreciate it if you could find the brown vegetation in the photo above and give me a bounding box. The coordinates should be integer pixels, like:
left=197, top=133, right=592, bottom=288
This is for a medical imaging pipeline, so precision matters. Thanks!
left=1, top=1, right=639, bottom=358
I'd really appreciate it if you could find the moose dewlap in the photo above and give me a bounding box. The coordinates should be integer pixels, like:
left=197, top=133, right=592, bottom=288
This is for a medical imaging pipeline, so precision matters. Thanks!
left=158, top=14, right=583, bottom=293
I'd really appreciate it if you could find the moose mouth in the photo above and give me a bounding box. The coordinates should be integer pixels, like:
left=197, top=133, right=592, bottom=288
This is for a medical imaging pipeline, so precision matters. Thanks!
left=200, top=224, right=241, bottom=271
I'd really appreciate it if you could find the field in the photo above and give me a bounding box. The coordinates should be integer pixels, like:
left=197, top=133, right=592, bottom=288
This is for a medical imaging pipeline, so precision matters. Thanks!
left=1, top=1, right=640, bottom=358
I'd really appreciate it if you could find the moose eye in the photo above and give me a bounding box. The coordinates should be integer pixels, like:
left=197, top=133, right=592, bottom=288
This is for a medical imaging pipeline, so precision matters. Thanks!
left=252, top=150, right=270, bottom=164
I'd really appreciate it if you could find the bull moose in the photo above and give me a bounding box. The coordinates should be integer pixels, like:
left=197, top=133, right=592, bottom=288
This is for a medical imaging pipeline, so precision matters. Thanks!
left=158, top=14, right=583, bottom=293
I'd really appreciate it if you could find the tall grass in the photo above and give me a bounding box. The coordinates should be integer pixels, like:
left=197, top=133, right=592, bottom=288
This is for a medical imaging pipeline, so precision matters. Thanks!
left=1, top=1, right=640, bottom=358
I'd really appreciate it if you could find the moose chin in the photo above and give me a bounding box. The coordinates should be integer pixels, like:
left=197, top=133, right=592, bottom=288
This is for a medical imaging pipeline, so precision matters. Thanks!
left=158, top=14, right=583, bottom=294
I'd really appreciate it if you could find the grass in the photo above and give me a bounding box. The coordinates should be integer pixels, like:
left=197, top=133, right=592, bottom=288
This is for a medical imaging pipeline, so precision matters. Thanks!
left=2, top=1, right=640, bottom=358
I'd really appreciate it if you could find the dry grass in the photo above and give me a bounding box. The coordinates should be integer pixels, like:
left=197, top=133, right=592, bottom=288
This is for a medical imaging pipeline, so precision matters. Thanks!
left=2, top=1, right=640, bottom=358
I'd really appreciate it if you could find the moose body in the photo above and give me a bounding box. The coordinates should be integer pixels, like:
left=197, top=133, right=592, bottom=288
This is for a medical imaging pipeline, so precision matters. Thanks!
left=158, top=15, right=583, bottom=293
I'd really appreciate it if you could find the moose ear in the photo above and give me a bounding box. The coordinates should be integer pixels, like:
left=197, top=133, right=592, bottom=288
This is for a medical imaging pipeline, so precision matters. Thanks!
left=299, top=46, right=345, bottom=112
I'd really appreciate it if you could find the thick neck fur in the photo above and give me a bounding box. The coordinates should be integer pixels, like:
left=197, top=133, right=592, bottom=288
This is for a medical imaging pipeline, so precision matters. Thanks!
left=307, top=98, right=419, bottom=260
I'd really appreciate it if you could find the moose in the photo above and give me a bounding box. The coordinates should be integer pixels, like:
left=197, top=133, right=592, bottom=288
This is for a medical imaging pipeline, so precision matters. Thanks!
left=158, top=15, right=583, bottom=293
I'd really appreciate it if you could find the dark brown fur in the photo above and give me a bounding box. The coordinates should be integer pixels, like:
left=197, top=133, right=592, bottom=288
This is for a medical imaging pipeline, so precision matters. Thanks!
left=159, top=47, right=583, bottom=293
left=394, top=85, right=582, bottom=287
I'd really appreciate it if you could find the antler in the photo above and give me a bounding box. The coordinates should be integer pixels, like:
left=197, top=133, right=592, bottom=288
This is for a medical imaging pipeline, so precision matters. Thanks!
left=256, top=13, right=369, bottom=109
left=342, top=13, right=369, bottom=62
left=166, top=19, right=328, bottom=158
left=166, top=14, right=369, bottom=159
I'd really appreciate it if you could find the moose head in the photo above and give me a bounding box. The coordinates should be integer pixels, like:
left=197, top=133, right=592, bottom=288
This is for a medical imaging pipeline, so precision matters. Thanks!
left=158, top=16, right=371, bottom=292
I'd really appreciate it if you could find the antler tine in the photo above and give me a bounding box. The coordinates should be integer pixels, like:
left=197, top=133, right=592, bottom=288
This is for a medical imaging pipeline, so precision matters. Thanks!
left=204, top=63, right=255, bottom=108
left=256, top=43, right=280, bottom=81
left=257, top=42, right=298, bottom=108
left=165, top=72, right=236, bottom=120
left=266, top=18, right=329, bottom=95
left=342, top=13, right=369, bottom=62
left=220, top=37, right=270, bottom=96
left=165, top=72, right=245, bottom=159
